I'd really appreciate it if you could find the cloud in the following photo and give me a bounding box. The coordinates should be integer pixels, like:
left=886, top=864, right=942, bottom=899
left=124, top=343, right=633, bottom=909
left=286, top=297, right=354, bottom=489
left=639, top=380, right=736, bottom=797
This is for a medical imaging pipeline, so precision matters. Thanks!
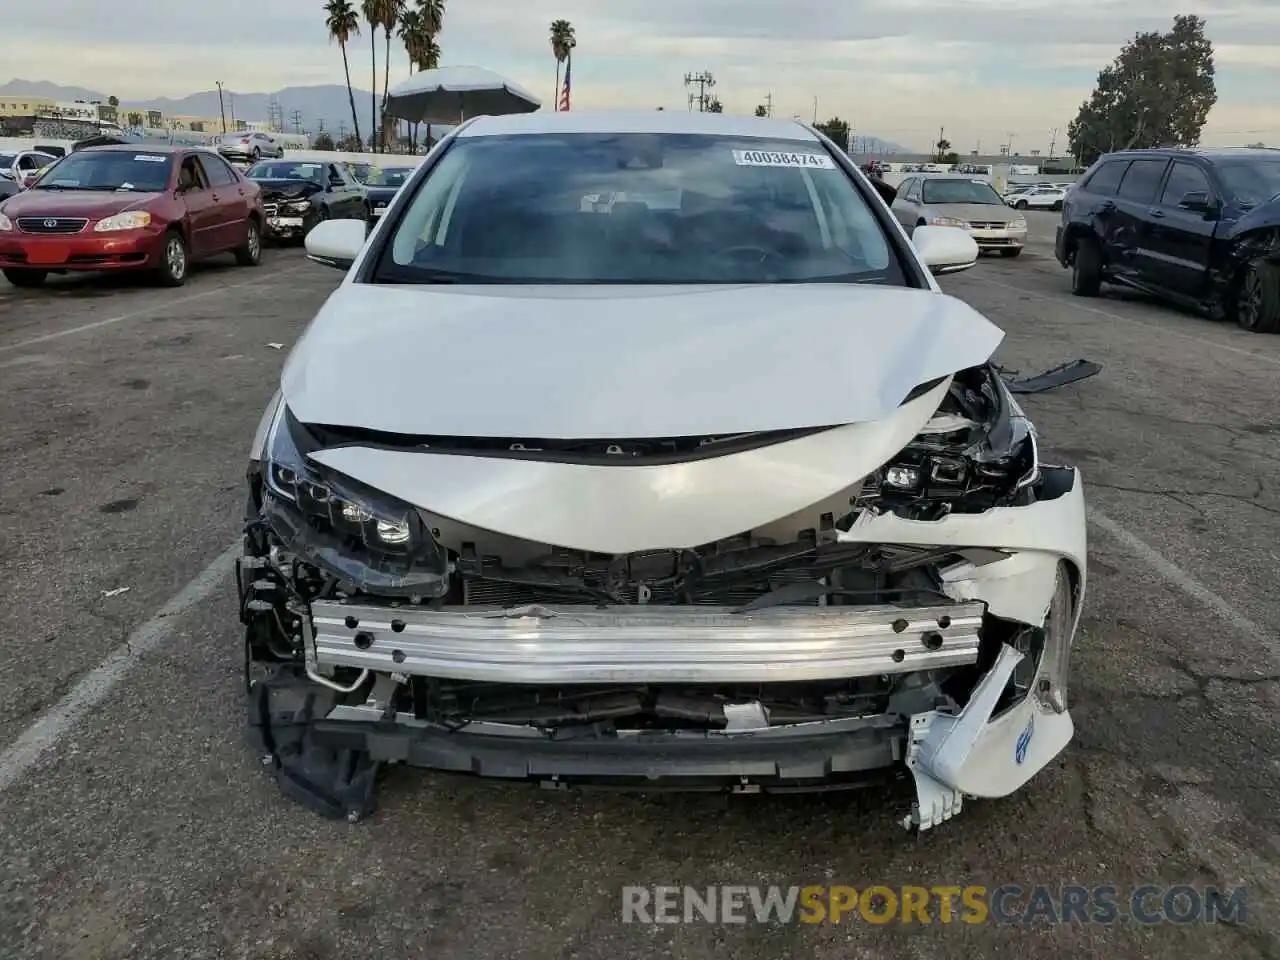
left=3, top=0, right=1279, bottom=151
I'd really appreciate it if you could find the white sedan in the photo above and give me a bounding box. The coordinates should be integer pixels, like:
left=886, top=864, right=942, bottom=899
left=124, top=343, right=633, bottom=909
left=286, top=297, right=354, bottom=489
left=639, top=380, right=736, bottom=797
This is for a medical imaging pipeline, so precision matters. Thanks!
left=240, top=110, right=1087, bottom=832
left=1007, top=185, right=1068, bottom=210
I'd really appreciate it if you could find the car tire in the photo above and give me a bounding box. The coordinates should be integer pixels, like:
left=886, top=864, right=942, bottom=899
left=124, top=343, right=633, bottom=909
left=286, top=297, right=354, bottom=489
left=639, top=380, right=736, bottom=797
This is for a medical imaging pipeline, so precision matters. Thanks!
left=235, top=217, right=262, bottom=267
left=1233, top=259, right=1280, bottom=333
left=1071, top=237, right=1103, bottom=297
left=3, top=267, right=48, bottom=288
left=1052, top=202, right=1063, bottom=212
left=1001, top=247, right=1024, bottom=259
left=156, top=229, right=189, bottom=287
left=252, top=147, right=261, bottom=161
left=1015, top=199, right=1029, bottom=210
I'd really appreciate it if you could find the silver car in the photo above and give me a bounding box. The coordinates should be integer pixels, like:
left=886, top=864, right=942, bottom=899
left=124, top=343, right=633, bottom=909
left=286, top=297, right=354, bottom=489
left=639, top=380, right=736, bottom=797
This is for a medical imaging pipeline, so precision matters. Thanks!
left=892, top=176, right=1028, bottom=258
left=216, top=131, right=285, bottom=162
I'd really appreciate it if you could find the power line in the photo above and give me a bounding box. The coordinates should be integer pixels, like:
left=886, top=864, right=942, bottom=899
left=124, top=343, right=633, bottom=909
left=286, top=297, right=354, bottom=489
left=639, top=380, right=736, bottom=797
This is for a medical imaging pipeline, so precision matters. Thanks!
left=290, top=109, right=303, bottom=134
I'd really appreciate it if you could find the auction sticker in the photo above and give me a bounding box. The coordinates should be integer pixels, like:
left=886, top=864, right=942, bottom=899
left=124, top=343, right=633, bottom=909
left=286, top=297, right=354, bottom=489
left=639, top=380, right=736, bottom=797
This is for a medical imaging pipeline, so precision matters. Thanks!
left=732, top=150, right=835, bottom=169
left=134, top=155, right=167, bottom=162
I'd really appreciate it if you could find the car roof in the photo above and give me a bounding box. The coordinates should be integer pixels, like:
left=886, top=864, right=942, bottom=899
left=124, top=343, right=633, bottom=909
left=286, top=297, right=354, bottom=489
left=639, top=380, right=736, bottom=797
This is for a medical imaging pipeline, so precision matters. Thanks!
left=1097, top=146, right=1280, bottom=163
left=457, top=110, right=819, bottom=142
left=79, top=143, right=187, bottom=155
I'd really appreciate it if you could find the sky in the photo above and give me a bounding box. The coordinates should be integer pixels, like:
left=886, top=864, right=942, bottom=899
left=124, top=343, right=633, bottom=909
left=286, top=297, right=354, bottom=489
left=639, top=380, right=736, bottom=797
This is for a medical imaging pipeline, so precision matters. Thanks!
left=4, top=0, right=1280, bottom=153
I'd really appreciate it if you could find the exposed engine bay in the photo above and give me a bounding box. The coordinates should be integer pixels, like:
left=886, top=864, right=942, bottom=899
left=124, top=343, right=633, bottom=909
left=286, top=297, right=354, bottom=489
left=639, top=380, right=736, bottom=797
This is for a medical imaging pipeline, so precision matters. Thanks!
left=240, top=361, right=1085, bottom=830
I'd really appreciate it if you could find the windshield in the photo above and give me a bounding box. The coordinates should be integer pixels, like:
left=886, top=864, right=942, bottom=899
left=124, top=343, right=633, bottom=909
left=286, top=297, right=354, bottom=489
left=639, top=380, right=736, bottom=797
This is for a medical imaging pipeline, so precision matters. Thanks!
left=921, top=179, right=1003, bottom=204
left=377, top=133, right=902, bottom=285
left=32, top=152, right=172, bottom=191
left=366, top=167, right=414, bottom=187
left=348, top=163, right=372, bottom=183
left=247, top=161, right=324, bottom=183
left=0, top=153, right=16, bottom=167
left=222, top=133, right=252, bottom=143
left=1216, top=159, right=1280, bottom=208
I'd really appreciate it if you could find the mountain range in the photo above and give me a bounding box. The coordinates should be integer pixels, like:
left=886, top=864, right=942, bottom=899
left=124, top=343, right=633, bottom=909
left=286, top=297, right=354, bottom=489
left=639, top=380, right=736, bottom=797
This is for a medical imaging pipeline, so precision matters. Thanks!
left=1, top=78, right=915, bottom=153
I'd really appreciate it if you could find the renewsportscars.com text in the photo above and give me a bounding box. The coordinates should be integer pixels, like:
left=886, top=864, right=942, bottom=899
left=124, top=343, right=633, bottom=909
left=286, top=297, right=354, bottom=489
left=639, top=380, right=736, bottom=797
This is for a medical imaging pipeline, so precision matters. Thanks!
left=621, top=884, right=1247, bottom=926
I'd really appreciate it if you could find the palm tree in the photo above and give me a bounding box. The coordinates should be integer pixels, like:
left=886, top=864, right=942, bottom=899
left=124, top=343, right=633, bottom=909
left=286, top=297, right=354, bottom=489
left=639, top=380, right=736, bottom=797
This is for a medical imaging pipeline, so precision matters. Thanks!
left=549, top=20, right=575, bottom=111
left=377, top=0, right=407, bottom=150
left=399, top=7, right=426, bottom=151
left=360, top=0, right=386, bottom=151
left=325, top=0, right=363, bottom=150
left=418, top=0, right=444, bottom=35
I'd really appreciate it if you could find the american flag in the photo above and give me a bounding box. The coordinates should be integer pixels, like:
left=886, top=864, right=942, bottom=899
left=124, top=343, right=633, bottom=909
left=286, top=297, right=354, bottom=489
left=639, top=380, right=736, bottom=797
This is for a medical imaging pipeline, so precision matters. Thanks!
left=559, top=58, right=572, bottom=112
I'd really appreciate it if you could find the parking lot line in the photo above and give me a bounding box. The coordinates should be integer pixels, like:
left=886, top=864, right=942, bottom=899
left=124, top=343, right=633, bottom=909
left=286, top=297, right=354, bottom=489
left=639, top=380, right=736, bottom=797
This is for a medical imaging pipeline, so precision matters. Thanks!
left=978, top=276, right=1280, bottom=369
left=1088, top=507, right=1275, bottom=653
left=0, top=539, right=240, bottom=795
left=0, top=265, right=308, bottom=355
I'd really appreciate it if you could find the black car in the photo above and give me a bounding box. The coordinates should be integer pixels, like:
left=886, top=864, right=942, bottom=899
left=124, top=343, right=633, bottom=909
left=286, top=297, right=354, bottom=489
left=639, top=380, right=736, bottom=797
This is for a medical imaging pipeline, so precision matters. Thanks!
left=360, top=164, right=417, bottom=222
left=244, top=159, right=369, bottom=241
left=1055, top=147, right=1280, bottom=333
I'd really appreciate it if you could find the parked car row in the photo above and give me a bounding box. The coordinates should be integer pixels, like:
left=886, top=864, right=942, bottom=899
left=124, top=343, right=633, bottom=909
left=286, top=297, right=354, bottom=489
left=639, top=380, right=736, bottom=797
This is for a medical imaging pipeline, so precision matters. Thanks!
left=0, top=143, right=395, bottom=289
left=1055, top=146, right=1280, bottom=333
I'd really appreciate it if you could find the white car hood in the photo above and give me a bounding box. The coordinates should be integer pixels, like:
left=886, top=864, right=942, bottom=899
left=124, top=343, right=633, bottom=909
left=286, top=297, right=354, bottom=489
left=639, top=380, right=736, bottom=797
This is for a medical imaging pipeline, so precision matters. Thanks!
left=281, top=283, right=1003, bottom=439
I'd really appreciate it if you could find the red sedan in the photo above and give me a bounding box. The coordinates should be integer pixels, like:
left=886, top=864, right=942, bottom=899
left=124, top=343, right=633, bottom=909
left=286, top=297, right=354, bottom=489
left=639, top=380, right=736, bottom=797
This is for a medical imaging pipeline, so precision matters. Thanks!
left=0, top=145, right=265, bottom=288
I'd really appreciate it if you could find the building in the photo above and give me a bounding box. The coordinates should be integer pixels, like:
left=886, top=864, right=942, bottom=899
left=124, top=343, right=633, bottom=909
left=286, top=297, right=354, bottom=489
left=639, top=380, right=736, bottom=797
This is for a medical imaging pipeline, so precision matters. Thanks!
left=0, top=96, right=57, bottom=118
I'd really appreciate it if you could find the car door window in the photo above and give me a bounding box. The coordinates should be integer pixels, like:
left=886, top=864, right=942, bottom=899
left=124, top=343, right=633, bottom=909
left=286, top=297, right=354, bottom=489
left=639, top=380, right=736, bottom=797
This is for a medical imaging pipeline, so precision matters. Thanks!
left=1159, top=162, right=1212, bottom=206
left=203, top=155, right=237, bottom=187
left=1081, top=160, right=1128, bottom=197
left=179, top=155, right=209, bottom=192
left=1116, top=159, right=1168, bottom=205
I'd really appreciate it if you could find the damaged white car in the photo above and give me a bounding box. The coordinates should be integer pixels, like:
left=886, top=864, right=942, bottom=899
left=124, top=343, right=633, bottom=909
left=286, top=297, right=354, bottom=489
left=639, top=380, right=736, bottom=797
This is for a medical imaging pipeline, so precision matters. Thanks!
left=241, top=111, right=1087, bottom=830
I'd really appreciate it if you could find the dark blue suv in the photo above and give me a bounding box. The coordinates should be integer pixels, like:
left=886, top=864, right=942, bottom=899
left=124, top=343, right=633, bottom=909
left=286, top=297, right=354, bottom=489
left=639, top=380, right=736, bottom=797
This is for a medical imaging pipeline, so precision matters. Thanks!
left=1054, top=147, right=1280, bottom=333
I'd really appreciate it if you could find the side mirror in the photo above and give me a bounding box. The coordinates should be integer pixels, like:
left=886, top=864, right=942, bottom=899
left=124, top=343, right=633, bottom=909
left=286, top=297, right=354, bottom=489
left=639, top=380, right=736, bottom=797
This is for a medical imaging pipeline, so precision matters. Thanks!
left=305, top=218, right=366, bottom=271
left=912, top=224, right=979, bottom=276
left=1178, top=191, right=1217, bottom=216
left=870, top=179, right=898, bottom=205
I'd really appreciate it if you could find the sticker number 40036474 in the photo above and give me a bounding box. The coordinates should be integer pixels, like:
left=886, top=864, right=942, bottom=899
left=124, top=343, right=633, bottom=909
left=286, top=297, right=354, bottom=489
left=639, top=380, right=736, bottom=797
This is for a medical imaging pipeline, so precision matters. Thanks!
left=732, top=150, right=835, bottom=169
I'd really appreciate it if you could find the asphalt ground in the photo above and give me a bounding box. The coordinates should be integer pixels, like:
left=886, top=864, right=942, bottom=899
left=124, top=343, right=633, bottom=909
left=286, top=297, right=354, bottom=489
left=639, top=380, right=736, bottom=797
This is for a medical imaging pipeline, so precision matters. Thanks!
left=1, top=216, right=1279, bottom=960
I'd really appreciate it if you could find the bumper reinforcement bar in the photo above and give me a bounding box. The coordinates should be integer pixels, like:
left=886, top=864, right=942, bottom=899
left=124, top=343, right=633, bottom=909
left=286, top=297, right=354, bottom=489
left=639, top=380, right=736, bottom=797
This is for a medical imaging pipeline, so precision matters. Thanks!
left=307, top=600, right=985, bottom=684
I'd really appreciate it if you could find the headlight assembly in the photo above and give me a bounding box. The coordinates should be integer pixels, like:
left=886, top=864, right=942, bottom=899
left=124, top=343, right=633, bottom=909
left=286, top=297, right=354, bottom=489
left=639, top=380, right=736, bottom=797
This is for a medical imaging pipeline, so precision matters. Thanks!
left=0, top=212, right=12, bottom=232
left=283, top=200, right=312, bottom=215
left=95, top=211, right=152, bottom=232
left=862, top=365, right=1040, bottom=520
left=927, top=216, right=969, bottom=229
left=257, top=403, right=449, bottom=596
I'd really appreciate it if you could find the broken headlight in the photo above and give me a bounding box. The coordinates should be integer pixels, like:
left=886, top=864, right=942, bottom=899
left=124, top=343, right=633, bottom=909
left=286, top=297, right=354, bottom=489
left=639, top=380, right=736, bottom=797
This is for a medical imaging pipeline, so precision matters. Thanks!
left=866, top=366, right=1040, bottom=519
left=257, top=404, right=449, bottom=596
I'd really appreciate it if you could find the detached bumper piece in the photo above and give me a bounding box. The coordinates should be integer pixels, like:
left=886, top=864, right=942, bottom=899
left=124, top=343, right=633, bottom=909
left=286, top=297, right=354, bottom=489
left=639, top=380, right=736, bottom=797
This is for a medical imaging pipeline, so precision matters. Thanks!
left=307, top=601, right=986, bottom=684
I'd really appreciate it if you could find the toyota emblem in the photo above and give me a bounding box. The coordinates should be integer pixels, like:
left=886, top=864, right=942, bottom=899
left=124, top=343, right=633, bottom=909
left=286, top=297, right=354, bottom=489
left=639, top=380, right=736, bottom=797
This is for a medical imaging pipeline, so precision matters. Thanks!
left=43, top=219, right=58, bottom=228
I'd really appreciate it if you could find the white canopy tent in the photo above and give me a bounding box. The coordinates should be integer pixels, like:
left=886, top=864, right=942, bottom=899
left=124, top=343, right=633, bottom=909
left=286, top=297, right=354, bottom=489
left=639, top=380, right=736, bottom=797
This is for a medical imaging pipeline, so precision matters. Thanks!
left=384, top=66, right=541, bottom=125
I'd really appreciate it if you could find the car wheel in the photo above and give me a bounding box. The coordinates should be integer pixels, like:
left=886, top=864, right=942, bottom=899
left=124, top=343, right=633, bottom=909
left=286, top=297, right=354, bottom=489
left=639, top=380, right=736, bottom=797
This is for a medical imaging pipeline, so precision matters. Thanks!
left=252, top=147, right=261, bottom=161
left=1052, top=202, right=1063, bottom=212
left=235, top=217, right=262, bottom=267
left=1233, top=259, right=1280, bottom=333
left=1015, top=199, right=1029, bottom=210
left=1000, top=247, right=1024, bottom=259
left=1071, top=237, right=1103, bottom=297
left=156, top=230, right=189, bottom=287
left=3, top=267, right=48, bottom=288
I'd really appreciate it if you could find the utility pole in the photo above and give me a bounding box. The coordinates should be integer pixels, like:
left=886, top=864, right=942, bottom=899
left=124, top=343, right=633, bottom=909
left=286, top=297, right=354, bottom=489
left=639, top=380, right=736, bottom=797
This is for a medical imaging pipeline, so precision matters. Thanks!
left=1048, top=127, right=1059, bottom=159
left=1007, top=131, right=1016, bottom=157
left=764, top=91, right=773, bottom=118
left=684, top=71, right=715, bottom=112
left=812, top=96, right=818, bottom=124
left=215, top=81, right=227, bottom=133
left=290, top=109, right=303, bottom=134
